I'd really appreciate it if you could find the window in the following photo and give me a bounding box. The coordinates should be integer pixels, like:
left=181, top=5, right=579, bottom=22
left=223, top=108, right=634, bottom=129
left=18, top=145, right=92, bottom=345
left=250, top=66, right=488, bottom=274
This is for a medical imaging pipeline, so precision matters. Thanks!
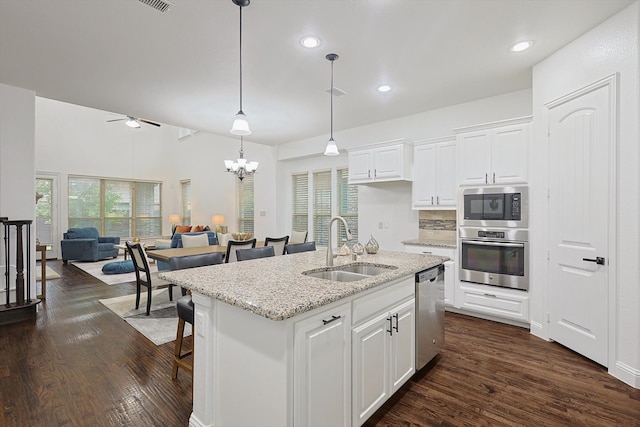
left=291, top=172, right=309, bottom=235
left=181, top=180, right=191, bottom=226
left=237, top=175, right=254, bottom=234
left=68, top=176, right=162, bottom=238
left=313, top=170, right=331, bottom=246
left=337, top=167, right=358, bottom=246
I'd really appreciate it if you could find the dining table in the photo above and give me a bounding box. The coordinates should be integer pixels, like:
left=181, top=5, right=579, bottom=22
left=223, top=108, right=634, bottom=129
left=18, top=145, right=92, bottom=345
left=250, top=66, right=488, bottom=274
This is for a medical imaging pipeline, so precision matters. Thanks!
left=145, top=245, right=227, bottom=263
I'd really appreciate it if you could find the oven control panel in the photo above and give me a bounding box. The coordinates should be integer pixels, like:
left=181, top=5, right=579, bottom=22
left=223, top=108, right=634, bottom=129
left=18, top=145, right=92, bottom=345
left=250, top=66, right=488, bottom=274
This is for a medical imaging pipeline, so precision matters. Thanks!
left=477, top=230, right=505, bottom=238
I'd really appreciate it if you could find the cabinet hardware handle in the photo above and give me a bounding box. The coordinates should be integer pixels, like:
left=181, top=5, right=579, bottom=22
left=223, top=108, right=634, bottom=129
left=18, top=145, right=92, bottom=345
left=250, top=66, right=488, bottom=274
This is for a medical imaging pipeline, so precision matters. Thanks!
left=493, top=172, right=496, bottom=183
left=368, top=170, right=371, bottom=178
left=437, top=196, right=440, bottom=205
left=322, top=315, right=341, bottom=325
left=483, top=293, right=497, bottom=298
left=374, top=169, right=377, bottom=177
left=431, top=196, right=434, bottom=205
left=387, top=316, right=393, bottom=336
left=393, top=313, right=399, bottom=333
left=485, top=173, right=488, bottom=184
left=422, top=251, right=433, bottom=254
left=582, top=257, right=605, bottom=265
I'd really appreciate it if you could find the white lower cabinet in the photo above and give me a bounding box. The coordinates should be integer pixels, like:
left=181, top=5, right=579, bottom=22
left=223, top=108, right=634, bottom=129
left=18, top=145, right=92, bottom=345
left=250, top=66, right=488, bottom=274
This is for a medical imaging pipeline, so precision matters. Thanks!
left=294, top=302, right=352, bottom=427
left=352, top=298, right=415, bottom=426
left=456, top=281, right=529, bottom=324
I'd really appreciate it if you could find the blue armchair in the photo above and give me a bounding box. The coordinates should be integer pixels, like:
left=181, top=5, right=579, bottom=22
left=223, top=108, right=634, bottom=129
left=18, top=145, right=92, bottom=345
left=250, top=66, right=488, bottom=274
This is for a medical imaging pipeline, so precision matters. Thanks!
left=157, top=231, right=219, bottom=271
left=61, top=227, right=120, bottom=264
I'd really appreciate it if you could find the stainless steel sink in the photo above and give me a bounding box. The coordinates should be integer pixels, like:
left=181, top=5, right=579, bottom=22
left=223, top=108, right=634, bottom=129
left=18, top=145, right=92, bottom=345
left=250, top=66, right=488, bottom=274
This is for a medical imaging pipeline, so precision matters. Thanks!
left=303, top=270, right=370, bottom=282
left=337, top=264, right=395, bottom=276
left=302, top=263, right=397, bottom=282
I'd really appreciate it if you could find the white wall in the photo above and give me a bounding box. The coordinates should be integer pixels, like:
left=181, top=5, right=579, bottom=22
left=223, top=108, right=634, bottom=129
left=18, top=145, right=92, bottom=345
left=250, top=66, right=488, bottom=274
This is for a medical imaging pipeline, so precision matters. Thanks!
left=0, top=83, right=36, bottom=301
left=34, top=97, right=279, bottom=243
left=531, top=1, right=640, bottom=387
left=276, top=90, right=532, bottom=251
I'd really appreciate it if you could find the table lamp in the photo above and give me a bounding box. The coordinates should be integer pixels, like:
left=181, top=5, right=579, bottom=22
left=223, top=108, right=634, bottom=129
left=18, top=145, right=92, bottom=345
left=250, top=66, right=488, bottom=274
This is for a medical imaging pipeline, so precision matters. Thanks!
left=169, top=214, right=180, bottom=235
left=211, top=214, right=226, bottom=233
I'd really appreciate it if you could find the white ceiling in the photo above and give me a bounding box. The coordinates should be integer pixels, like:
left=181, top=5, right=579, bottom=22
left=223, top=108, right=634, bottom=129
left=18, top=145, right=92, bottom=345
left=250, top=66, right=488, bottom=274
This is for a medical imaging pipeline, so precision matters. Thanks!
left=0, top=0, right=633, bottom=146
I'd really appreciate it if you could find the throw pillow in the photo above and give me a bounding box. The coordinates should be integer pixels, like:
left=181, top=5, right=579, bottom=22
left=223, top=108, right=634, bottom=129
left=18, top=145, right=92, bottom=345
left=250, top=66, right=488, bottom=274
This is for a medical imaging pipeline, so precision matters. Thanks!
left=175, top=225, right=192, bottom=234
left=181, top=233, right=210, bottom=248
left=192, top=225, right=204, bottom=232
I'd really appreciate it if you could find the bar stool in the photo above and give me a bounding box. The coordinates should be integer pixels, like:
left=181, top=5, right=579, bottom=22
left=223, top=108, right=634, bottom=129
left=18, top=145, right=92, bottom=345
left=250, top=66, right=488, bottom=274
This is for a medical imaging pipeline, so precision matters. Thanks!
left=173, top=295, right=194, bottom=379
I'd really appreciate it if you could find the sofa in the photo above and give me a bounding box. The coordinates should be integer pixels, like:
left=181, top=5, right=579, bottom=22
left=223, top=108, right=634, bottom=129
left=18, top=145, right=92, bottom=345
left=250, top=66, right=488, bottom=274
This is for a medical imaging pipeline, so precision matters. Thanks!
left=61, top=227, right=120, bottom=263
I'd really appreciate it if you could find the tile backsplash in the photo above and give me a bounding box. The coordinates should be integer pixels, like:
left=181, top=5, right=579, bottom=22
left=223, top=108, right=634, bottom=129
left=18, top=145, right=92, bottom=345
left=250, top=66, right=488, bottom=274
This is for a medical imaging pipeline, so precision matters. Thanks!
left=418, top=210, right=456, bottom=244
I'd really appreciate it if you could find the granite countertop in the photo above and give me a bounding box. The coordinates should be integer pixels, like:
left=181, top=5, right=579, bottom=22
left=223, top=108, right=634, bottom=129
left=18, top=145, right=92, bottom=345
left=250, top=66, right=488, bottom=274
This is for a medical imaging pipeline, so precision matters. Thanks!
left=158, top=249, right=447, bottom=321
left=401, top=239, right=457, bottom=248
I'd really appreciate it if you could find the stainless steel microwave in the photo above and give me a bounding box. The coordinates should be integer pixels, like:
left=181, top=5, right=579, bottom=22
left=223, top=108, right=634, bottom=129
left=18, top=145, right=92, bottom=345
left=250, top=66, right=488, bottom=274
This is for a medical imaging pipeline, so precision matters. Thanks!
left=459, top=186, right=528, bottom=228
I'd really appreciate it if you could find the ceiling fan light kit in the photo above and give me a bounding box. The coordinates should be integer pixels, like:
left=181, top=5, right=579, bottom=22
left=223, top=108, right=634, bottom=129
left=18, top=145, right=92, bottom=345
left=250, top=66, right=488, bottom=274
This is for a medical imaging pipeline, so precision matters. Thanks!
left=324, top=53, right=340, bottom=156
left=106, top=115, right=161, bottom=128
left=125, top=118, right=141, bottom=128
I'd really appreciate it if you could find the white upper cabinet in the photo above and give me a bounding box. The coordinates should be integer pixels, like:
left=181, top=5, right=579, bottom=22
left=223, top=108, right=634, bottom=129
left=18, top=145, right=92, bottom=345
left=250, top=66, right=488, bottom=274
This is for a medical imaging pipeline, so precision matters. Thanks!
left=456, top=116, right=531, bottom=186
left=348, top=139, right=413, bottom=184
left=412, top=136, right=457, bottom=209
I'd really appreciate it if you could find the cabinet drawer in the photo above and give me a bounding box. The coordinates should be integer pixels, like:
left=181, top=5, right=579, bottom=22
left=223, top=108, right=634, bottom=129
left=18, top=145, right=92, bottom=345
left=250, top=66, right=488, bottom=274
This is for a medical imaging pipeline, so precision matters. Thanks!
left=403, top=244, right=455, bottom=260
left=352, top=277, right=414, bottom=325
left=458, top=283, right=529, bottom=322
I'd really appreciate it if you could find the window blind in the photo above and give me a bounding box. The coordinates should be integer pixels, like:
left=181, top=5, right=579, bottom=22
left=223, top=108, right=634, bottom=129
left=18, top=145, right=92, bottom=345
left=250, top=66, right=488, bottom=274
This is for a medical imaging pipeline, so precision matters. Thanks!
left=291, top=172, right=309, bottom=236
left=337, top=167, right=358, bottom=246
left=237, top=175, right=255, bottom=234
left=313, top=170, right=331, bottom=246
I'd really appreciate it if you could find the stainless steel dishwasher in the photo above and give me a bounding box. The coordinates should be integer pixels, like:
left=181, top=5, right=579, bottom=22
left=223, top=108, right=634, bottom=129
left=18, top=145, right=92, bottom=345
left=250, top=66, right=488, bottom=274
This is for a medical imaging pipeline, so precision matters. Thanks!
left=415, top=263, right=445, bottom=369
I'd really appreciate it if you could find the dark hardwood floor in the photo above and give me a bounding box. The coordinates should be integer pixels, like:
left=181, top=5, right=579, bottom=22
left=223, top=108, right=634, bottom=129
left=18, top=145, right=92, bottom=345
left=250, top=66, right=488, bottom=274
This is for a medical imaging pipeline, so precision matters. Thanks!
left=1, top=260, right=639, bottom=427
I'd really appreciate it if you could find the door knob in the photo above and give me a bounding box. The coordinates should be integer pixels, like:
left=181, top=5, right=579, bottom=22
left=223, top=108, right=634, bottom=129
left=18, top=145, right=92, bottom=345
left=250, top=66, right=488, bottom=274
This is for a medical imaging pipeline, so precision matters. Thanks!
left=582, top=257, right=605, bottom=265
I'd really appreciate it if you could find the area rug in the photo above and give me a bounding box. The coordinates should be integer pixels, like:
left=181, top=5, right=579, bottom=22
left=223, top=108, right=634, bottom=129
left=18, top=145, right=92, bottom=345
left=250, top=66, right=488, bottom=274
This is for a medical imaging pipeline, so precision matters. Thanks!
left=99, top=288, right=190, bottom=346
left=36, top=266, right=61, bottom=280
left=72, top=257, right=158, bottom=285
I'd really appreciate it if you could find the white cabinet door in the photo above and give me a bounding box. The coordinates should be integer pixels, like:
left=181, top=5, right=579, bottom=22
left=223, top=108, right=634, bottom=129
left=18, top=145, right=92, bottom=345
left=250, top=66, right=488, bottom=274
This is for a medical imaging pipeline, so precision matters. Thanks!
left=352, top=312, right=390, bottom=426
left=435, top=141, right=458, bottom=206
left=349, top=149, right=373, bottom=183
left=389, top=299, right=415, bottom=393
left=373, top=144, right=404, bottom=180
left=456, top=282, right=529, bottom=323
left=294, top=302, right=351, bottom=427
left=491, top=123, right=529, bottom=184
left=412, top=144, right=437, bottom=207
left=458, top=131, right=491, bottom=186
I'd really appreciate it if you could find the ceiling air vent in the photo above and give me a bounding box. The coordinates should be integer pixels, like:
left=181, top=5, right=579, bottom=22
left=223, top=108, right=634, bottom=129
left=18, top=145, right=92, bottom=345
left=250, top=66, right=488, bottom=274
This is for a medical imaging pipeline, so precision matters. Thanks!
left=137, top=0, right=173, bottom=13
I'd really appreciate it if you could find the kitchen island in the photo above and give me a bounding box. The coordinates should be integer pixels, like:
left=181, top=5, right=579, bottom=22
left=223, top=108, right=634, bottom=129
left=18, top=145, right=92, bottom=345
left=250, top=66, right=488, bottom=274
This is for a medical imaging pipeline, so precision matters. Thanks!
left=159, top=249, right=446, bottom=427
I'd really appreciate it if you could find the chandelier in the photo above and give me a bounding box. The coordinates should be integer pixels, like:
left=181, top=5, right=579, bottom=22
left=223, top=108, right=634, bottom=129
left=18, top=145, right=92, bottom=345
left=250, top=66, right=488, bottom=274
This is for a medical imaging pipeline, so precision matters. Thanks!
left=225, top=137, right=258, bottom=181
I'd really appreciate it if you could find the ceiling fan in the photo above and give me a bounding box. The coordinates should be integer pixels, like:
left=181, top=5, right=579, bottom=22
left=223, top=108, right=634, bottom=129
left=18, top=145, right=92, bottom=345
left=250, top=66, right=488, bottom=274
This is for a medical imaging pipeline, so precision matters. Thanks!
left=107, top=115, right=161, bottom=128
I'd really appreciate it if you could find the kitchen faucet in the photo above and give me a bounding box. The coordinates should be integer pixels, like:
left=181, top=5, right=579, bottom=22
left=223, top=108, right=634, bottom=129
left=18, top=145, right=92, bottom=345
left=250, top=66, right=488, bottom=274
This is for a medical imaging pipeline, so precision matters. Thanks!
left=326, top=216, right=353, bottom=266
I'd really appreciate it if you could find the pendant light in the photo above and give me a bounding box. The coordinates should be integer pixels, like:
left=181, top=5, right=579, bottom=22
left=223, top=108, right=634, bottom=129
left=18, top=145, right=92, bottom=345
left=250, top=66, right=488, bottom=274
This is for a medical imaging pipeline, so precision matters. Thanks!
left=224, top=136, right=259, bottom=181
left=230, top=0, right=251, bottom=135
left=324, top=53, right=340, bottom=156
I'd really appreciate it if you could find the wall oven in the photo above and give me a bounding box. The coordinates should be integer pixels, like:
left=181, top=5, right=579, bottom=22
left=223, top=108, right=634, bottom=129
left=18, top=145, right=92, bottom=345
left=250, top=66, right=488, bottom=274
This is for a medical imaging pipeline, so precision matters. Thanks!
left=459, top=227, right=529, bottom=291
left=459, top=185, right=528, bottom=228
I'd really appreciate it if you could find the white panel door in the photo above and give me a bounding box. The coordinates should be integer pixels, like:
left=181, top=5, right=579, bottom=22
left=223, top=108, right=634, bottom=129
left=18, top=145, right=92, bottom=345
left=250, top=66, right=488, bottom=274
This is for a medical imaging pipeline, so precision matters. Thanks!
left=547, top=80, right=613, bottom=366
left=349, top=149, right=373, bottom=183
left=389, top=299, right=415, bottom=393
left=457, top=131, right=491, bottom=186
left=373, top=145, right=403, bottom=180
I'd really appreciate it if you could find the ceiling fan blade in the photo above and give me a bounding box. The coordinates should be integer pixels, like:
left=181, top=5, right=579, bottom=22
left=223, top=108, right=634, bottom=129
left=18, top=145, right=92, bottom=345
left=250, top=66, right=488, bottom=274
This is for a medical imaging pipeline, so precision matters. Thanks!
left=106, top=118, right=126, bottom=122
left=139, top=119, right=161, bottom=127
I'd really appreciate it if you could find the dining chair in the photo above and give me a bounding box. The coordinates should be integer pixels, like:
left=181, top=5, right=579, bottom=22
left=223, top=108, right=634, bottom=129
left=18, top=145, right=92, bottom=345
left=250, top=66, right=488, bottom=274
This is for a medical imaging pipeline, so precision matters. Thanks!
left=236, top=245, right=275, bottom=262
left=225, top=238, right=257, bottom=263
left=126, top=241, right=174, bottom=316
left=284, top=241, right=316, bottom=254
left=290, top=230, right=308, bottom=244
left=168, top=251, right=223, bottom=379
left=264, top=235, right=289, bottom=256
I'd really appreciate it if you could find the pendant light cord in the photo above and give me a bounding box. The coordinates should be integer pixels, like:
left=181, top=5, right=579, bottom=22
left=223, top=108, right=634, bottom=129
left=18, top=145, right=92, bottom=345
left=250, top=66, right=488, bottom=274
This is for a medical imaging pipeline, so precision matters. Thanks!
left=330, top=58, right=334, bottom=139
left=238, top=5, right=243, bottom=113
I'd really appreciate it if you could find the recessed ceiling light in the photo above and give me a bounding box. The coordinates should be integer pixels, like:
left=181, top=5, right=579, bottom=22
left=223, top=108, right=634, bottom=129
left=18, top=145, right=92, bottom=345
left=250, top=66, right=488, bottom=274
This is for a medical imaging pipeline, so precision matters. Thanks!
left=300, top=36, right=321, bottom=49
left=377, top=85, right=392, bottom=93
left=510, top=40, right=534, bottom=53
